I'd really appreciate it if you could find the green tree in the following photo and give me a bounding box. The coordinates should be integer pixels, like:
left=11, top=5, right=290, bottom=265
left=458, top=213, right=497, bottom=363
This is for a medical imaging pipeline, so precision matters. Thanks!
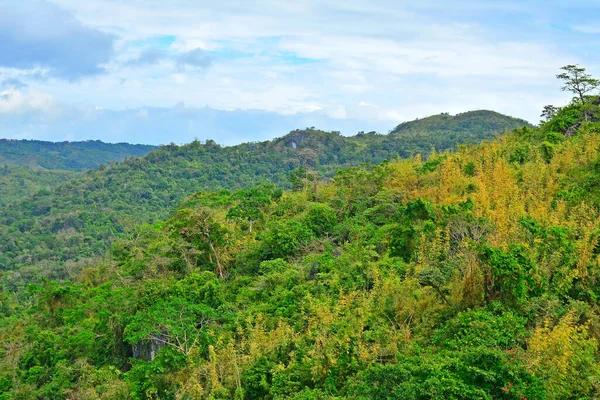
left=303, top=203, right=337, bottom=237
left=541, top=105, right=559, bottom=122
left=480, top=245, right=539, bottom=307
left=556, top=65, right=599, bottom=121
left=171, top=207, right=229, bottom=277
left=227, top=185, right=280, bottom=232
left=347, top=350, right=545, bottom=400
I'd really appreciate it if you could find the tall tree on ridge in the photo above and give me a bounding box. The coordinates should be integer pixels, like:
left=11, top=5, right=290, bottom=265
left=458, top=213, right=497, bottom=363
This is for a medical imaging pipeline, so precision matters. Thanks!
left=556, top=64, right=600, bottom=121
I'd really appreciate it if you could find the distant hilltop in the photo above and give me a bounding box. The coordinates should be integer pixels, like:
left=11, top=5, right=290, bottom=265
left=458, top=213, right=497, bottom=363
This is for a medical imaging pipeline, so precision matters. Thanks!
left=0, top=139, right=157, bottom=171
left=390, top=110, right=532, bottom=136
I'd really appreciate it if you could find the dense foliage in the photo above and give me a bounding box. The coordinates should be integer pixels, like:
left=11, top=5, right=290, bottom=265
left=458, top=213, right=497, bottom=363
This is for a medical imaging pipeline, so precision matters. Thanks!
left=0, top=166, right=80, bottom=207
left=0, top=111, right=528, bottom=276
left=0, top=140, right=157, bottom=206
left=2, top=91, right=600, bottom=398
left=389, top=110, right=531, bottom=150
left=0, top=139, right=156, bottom=171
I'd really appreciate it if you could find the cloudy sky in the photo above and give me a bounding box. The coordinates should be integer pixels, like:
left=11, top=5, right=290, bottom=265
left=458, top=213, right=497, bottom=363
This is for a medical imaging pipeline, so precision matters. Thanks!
left=0, top=0, right=599, bottom=145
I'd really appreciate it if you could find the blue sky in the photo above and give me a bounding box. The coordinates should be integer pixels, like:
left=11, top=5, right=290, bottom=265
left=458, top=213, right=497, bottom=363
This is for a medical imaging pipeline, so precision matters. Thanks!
left=0, top=0, right=599, bottom=145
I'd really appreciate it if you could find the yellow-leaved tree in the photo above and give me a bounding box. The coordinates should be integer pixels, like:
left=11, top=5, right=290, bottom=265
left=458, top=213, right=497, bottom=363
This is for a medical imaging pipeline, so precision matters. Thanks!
left=525, top=311, right=600, bottom=399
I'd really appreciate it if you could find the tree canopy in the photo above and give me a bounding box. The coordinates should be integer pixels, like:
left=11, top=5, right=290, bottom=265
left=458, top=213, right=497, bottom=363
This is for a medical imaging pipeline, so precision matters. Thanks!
left=3, top=67, right=599, bottom=399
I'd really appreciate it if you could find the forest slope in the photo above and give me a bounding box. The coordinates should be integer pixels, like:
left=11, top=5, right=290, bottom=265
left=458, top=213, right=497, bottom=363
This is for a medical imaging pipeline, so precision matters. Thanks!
left=0, top=140, right=157, bottom=206
left=2, top=109, right=599, bottom=399
left=0, top=139, right=157, bottom=171
left=0, top=111, right=528, bottom=274
left=0, top=166, right=79, bottom=207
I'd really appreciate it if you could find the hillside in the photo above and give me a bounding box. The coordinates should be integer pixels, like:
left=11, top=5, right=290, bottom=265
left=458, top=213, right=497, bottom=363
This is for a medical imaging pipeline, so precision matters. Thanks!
left=390, top=110, right=532, bottom=148
left=0, top=111, right=529, bottom=275
left=391, top=110, right=531, bottom=136
left=0, top=140, right=158, bottom=206
left=0, top=139, right=157, bottom=171
left=0, top=166, right=80, bottom=207
left=2, top=108, right=600, bottom=398
left=346, top=110, right=531, bottom=161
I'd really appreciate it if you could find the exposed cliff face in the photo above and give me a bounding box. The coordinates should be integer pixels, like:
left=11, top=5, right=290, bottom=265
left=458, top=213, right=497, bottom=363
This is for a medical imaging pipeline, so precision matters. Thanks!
left=132, top=333, right=167, bottom=361
left=279, top=130, right=336, bottom=149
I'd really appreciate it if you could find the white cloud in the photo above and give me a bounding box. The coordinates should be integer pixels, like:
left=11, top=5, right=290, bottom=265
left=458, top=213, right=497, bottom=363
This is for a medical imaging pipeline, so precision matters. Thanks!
left=2, top=0, right=596, bottom=144
left=0, top=88, right=387, bottom=144
left=0, top=0, right=115, bottom=79
left=359, top=101, right=377, bottom=108
left=0, top=88, right=59, bottom=115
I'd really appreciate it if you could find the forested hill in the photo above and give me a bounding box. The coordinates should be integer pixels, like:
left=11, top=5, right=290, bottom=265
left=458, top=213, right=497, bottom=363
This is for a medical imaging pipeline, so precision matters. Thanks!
left=0, top=140, right=158, bottom=207
left=391, top=110, right=532, bottom=144
left=0, top=111, right=528, bottom=276
left=0, top=139, right=157, bottom=171
left=0, top=166, right=80, bottom=207
left=2, top=97, right=600, bottom=398
left=344, top=110, right=532, bottom=161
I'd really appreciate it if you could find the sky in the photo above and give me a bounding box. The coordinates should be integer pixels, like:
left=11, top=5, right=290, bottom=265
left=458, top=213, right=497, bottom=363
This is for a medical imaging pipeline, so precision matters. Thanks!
left=0, top=0, right=599, bottom=145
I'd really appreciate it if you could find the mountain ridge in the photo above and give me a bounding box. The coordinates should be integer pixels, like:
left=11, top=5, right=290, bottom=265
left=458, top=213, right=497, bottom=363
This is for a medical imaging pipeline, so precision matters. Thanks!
left=0, top=110, right=529, bottom=274
left=390, top=110, right=532, bottom=135
left=2, top=107, right=599, bottom=399
left=0, top=139, right=157, bottom=171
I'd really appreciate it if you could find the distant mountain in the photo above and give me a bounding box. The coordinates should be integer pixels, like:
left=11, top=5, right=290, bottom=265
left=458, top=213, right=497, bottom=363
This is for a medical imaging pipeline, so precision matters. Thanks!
left=0, top=140, right=157, bottom=206
left=0, top=103, right=390, bottom=146
left=0, top=110, right=529, bottom=274
left=0, top=166, right=79, bottom=207
left=0, top=139, right=157, bottom=171
left=389, top=110, right=532, bottom=146
left=392, top=110, right=531, bottom=135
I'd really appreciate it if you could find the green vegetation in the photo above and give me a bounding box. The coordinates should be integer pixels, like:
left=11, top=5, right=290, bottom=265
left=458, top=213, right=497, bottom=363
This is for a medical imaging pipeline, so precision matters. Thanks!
left=0, top=111, right=528, bottom=276
left=0, top=140, right=157, bottom=206
left=0, top=166, right=80, bottom=207
left=0, top=139, right=156, bottom=171
left=389, top=109, right=531, bottom=150
left=1, top=66, right=600, bottom=399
